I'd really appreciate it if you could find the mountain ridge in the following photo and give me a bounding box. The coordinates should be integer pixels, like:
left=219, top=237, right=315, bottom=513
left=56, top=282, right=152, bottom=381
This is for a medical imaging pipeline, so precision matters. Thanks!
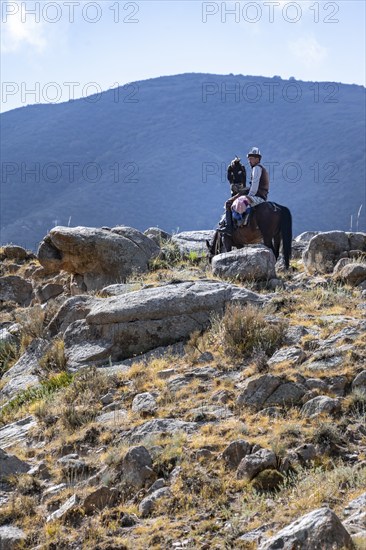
left=1, top=73, right=365, bottom=249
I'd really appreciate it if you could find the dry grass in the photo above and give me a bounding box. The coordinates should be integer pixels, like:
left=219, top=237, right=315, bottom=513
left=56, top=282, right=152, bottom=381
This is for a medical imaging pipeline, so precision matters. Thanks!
left=1, top=257, right=366, bottom=549
left=39, top=338, right=66, bottom=374
left=208, top=303, right=287, bottom=360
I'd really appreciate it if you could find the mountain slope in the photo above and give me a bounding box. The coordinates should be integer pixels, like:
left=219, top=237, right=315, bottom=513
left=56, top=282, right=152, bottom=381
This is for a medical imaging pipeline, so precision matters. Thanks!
left=1, top=73, right=365, bottom=249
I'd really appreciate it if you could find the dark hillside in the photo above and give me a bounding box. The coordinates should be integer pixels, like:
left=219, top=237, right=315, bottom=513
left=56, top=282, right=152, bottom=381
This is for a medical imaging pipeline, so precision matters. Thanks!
left=1, top=73, right=365, bottom=248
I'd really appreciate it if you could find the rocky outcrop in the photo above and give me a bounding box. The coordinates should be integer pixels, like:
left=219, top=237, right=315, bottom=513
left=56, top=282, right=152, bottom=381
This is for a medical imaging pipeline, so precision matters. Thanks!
left=259, top=507, right=354, bottom=549
left=336, top=263, right=366, bottom=286
left=211, top=245, right=276, bottom=281
left=236, top=448, right=277, bottom=481
left=1, top=339, right=49, bottom=399
left=0, top=448, right=30, bottom=478
left=37, top=226, right=160, bottom=291
left=144, top=227, right=172, bottom=245
left=53, top=281, right=266, bottom=368
left=303, top=231, right=366, bottom=274
left=0, top=416, right=37, bottom=449
left=172, top=230, right=215, bottom=253
left=0, top=275, right=33, bottom=306
left=237, top=374, right=306, bottom=410
left=0, top=525, right=26, bottom=549
left=301, top=395, right=341, bottom=418
left=2, top=245, right=29, bottom=261
left=118, top=446, right=156, bottom=490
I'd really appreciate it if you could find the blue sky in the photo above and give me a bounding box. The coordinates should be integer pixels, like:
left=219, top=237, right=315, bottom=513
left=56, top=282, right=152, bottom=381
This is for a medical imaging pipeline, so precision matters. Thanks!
left=1, top=0, right=365, bottom=112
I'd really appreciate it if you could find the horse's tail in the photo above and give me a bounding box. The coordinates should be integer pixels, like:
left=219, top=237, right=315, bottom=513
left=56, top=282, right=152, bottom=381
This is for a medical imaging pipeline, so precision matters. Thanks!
left=280, top=206, right=292, bottom=269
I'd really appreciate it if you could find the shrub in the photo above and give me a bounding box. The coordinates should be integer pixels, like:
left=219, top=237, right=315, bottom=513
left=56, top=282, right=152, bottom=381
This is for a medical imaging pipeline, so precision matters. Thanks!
left=311, top=422, right=343, bottom=447
left=0, top=340, right=19, bottom=377
left=149, top=239, right=182, bottom=270
left=345, top=389, right=366, bottom=416
left=59, top=367, right=111, bottom=431
left=209, top=304, right=286, bottom=359
left=0, top=371, right=73, bottom=422
left=16, top=305, right=46, bottom=341
left=251, top=468, right=285, bottom=492
left=39, top=338, right=66, bottom=373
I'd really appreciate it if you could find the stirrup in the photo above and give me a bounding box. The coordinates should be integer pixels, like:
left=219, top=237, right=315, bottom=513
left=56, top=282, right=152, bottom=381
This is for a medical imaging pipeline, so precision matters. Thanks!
left=243, top=213, right=250, bottom=226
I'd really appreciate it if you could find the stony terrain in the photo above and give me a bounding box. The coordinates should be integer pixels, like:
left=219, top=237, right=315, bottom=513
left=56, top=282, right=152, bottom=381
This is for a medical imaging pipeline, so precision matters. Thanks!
left=0, top=227, right=366, bottom=550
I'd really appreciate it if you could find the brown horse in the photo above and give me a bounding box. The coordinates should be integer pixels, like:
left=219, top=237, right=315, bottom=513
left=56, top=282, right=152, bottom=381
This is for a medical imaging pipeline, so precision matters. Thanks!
left=206, top=202, right=292, bottom=268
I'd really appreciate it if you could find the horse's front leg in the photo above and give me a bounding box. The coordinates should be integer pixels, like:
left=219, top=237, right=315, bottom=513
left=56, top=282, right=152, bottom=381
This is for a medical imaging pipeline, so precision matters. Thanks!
left=222, top=234, right=233, bottom=252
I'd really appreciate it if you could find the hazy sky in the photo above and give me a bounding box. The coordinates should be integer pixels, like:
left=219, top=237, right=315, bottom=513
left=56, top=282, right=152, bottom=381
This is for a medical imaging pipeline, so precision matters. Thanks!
left=1, top=0, right=365, bottom=112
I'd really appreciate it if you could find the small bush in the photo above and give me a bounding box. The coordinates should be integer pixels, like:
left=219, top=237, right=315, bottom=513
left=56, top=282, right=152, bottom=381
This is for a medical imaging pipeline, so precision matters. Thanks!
left=39, top=338, right=66, bottom=373
left=0, top=371, right=73, bottom=422
left=251, top=468, right=285, bottom=492
left=0, top=495, right=37, bottom=525
left=209, top=304, right=286, bottom=359
left=16, top=305, right=46, bottom=341
left=311, top=422, right=343, bottom=447
left=150, top=239, right=182, bottom=270
left=59, top=367, right=111, bottom=431
left=10, top=474, right=41, bottom=495
left=0, top=340, right=19, bottom=377
left=345, top=389, right=366, bottom=416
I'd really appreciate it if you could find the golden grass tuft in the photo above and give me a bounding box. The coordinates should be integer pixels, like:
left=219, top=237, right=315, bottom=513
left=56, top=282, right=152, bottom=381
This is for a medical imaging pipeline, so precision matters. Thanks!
left=208, top=303, right=287, bottom=360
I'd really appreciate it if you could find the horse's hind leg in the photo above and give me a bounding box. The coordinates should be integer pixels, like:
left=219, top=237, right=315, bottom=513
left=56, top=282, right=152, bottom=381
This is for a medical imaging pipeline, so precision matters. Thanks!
left=273, top=232, right=281, bottom=261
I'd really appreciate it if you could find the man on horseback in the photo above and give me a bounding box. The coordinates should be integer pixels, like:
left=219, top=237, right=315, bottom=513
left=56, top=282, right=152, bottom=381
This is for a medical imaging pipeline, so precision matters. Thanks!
left=208, top=147, right=292, bottom=267
left=220, top=147, right=269, bottom=236
left=246, top=146, right=269, bottom=205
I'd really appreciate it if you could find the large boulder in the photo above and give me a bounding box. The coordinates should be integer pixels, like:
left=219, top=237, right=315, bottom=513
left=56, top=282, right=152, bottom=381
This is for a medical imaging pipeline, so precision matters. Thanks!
left=0, top=448, right=30, bottom=479
left=212, top=245, right=276, bottom=281
left=172, top=230, right=215, bottom=253
left=237, top=374, right=305, bottom=410
left=52, top=280, right=266, bottom=368
left=301, top=395, right=341, bottom=418
left=0, top=416, right=37, bottom=449
left=236, top=448, right=277, bottom=480
left=37, top=226, right=160, bottom=291
left=336, top=263, right=366, bottom=286
left=0, top=525, right=26, bottom=549
left=303, top=231, right=366, bottom=274
left=0, top=276, right=33, bottom=306
left=259, top=507, right=354, bottom=549
left=2, top=245, right=28, bottom=261
left=144, top=227, right=172, bottom=245
left=292, top=232, right=320, bottom=259
left=118, top=446, right=155, bottom=490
